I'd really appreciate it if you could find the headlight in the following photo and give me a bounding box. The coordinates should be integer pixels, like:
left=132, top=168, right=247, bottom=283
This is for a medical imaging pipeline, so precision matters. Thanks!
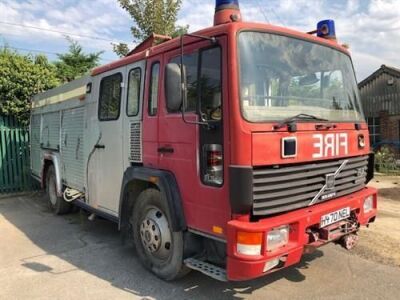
left=267, top=225, right=289, bottom=252
left=364, top=195, right=374, bottom=213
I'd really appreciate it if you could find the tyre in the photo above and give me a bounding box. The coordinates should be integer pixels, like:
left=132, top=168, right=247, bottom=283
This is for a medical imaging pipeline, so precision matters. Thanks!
left=46, top=165, right=71, bottom=215
left=131, top=188, right=189, bottom=280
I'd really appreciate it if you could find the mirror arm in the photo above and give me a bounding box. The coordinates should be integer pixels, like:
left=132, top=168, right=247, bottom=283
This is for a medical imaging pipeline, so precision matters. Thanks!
left=179, top=34, right=211, bottom=128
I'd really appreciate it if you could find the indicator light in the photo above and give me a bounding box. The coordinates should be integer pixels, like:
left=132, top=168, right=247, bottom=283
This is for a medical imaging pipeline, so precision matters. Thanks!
left=317, top=19, right=336, bottom=40
left=212, top=226, right=223, bottom=234
left=237, top=231, right=263, bottom=256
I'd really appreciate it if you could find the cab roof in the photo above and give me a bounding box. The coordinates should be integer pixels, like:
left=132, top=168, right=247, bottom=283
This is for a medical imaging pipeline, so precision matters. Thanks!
left=92, top=21, right=350, bottom=76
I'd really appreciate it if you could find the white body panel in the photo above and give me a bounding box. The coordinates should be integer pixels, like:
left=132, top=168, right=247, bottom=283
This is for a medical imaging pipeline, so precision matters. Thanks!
left=30, top=60, right=146, bottom=217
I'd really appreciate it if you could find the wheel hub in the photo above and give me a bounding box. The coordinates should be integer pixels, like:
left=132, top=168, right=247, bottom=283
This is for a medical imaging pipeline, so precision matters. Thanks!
left=139, top=208, right=172, bottom=259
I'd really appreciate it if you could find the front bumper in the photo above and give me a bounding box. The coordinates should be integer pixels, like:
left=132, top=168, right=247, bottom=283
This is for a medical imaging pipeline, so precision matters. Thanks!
left=226, top=187, right=377, bottom=281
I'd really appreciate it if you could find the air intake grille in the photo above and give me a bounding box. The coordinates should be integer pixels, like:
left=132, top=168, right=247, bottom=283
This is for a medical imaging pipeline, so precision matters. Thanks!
left=130, top=122, right=142, bottom=162
left=252, top=156, right=368, bottom=216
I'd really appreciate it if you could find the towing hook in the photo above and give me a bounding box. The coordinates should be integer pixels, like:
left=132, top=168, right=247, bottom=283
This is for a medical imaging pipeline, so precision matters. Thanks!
left=340, top=233, right=359, bottom=250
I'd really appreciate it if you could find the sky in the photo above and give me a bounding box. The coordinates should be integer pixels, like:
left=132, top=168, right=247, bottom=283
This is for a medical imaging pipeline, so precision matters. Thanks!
left=0, top=0, right=399, bottom=81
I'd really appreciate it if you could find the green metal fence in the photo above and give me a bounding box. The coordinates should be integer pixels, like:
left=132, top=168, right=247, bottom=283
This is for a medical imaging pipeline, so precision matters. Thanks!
left=0, top=115, right=34, bottom=193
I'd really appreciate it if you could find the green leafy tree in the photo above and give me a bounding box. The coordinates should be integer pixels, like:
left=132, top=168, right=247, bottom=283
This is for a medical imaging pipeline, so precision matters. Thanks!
left=0, top=47, right=59, bottom=123
left=55, top=38, right=103, bottom=83
left=113, top=0, right=188, bottom=57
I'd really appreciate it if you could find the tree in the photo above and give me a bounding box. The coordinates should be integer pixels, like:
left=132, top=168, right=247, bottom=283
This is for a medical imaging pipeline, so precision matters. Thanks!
left=113, top=0, right=188, bottom=57
left=55, top=38, right=103, bottom=83
left=0, top=47, right=59, bottom=123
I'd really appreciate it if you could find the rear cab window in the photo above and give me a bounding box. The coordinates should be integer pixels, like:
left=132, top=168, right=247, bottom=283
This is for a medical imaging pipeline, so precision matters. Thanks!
left=98, top=73, right=122, bottom=121
left=148, top=62, right=160, bottom=116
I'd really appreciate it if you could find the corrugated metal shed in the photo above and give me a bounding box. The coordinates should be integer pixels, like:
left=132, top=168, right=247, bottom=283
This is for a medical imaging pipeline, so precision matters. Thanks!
left=359, top=65, right=400, bottom=117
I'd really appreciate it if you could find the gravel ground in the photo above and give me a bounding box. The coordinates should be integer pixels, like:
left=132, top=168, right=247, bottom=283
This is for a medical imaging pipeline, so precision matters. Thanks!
left=0, top=177, right=399, bottom=300
left=351, top=175, right=400, bottom=267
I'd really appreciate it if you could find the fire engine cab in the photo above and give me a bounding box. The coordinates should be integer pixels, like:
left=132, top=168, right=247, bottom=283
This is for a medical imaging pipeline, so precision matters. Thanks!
left=31, top=0, right=377, bottom=281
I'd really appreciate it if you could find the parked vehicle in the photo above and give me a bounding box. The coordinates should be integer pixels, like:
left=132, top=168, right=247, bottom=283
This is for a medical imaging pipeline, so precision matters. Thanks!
left=30, top=0, right=377, bottom=281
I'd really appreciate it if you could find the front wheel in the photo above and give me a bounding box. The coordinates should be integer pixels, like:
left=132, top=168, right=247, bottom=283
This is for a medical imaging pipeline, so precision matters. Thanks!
left=131, top=188, right=189, bottom=280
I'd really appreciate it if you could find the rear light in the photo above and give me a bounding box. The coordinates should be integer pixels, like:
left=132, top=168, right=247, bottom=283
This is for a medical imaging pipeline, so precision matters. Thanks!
left=203, top=144, right=223, bottom=185
left=237, top=231, right=263, bottom=256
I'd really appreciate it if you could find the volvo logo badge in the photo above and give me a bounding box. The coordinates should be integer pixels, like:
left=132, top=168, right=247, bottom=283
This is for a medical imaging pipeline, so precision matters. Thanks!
left=308, top=159, right=349, bottom=206
left=325, top=174, right=335, bottom=190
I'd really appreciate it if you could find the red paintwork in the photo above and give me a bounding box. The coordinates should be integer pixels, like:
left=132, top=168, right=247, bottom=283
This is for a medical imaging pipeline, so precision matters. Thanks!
left=91, top=18, right=376, bottom=281
left=252, top=128, right=370, bottom=166
left=127, top=33, right=172, bottom=56
left=226, top=187, right=377, bottom=281
left=155, top=37, right=231, bottom=235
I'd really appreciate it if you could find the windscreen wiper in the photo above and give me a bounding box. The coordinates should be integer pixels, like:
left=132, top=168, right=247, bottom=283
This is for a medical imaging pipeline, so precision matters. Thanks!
left=274, top=113, right=329, bottom=131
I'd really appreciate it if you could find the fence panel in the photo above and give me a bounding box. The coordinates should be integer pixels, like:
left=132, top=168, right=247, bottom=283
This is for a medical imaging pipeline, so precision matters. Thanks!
left=0, top=115, right=34, bottom=193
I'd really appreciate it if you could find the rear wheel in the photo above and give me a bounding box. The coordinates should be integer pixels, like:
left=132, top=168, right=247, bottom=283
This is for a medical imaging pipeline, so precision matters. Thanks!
left=131, top=188, right=189, bottom=280
left=46, top=165, right=71, bottom=215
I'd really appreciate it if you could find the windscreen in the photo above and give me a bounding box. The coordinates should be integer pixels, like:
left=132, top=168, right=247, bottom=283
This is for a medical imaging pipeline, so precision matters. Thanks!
left=238, top=31, right=364, bottom=122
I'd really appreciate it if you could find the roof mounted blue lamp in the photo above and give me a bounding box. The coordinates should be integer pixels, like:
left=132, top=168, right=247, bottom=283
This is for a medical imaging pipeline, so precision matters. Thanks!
left=317, top=19, right=336, bottom=40
left=307, top=19, right=337, bottom=40
left=214, top=0, right=242, bottom=25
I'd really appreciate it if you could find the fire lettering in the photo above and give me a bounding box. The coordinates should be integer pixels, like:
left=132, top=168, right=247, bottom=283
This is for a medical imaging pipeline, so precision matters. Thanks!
left=313, top=133, right=348, bottom=158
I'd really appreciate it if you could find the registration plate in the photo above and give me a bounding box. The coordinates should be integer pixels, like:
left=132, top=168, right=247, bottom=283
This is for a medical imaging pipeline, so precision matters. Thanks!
left=320, top=207, right=351, bottom=228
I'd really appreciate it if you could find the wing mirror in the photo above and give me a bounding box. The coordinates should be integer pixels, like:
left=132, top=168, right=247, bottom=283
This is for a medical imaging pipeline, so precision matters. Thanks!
left=165, top=63, right=185, bottom=112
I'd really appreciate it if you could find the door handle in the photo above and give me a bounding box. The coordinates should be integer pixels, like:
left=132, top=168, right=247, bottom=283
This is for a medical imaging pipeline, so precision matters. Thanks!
left=94, top=144, right=105, bottom=149
left=157, top=146, right=174, bottom=154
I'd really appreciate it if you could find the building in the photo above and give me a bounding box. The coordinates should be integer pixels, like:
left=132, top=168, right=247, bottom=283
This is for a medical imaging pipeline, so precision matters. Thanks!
left=359, top=65, right=400, bottom=153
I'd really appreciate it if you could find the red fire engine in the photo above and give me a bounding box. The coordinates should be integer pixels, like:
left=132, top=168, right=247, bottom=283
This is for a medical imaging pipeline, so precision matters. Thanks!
left=31, top=0, right=377, bottom=281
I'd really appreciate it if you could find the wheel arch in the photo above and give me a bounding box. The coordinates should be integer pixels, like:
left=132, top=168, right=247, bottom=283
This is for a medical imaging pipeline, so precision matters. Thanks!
left=119, top=167, right=187, bottom=233
left=41, top=152, right=63, bottom=197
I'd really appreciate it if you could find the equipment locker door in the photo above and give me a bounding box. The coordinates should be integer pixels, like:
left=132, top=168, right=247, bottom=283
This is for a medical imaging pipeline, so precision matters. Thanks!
left=91, top=67, right=126, bottom=215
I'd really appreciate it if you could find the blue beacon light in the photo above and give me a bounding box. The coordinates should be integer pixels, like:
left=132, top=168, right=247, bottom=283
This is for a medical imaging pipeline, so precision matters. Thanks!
left=317, top=19, right=336, bottom=40
left=215, top=0, right=239, bottom=10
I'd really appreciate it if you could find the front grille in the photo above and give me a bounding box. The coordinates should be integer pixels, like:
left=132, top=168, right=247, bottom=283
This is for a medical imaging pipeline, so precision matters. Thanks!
left=252, top=156, right=368, bottom=216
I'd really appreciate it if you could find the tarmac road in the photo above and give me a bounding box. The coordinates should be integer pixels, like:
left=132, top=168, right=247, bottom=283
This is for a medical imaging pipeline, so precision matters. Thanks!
left=1, top=193, right=399, bottom=300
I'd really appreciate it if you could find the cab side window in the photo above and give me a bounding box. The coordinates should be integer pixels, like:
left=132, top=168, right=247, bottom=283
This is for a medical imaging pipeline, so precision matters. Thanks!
left=99, top=73, right=122, bottom=121
left=127, top=68, right=141, bottom=116
left=148, top=62, right=160, bottom=116
left=167, top=47, right=221, bottom=120
left=199, top=47, right=222, bottom=121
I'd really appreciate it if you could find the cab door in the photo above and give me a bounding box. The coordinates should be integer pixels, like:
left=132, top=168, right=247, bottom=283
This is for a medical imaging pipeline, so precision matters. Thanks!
left=142, top=56, right=162, bottom=167
left=158, top=37, right=230, bottom=235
